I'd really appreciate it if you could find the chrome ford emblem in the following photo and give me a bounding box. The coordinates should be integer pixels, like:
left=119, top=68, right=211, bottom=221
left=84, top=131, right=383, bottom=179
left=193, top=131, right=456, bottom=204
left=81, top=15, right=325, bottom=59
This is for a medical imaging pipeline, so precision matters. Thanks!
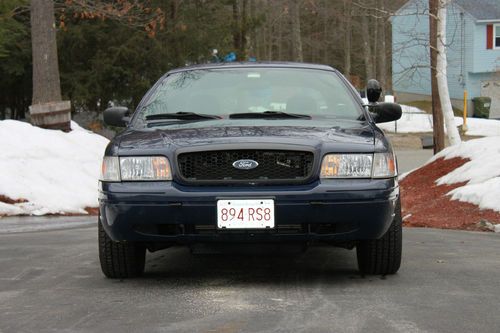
left=232, top=159, right=259, bottom=170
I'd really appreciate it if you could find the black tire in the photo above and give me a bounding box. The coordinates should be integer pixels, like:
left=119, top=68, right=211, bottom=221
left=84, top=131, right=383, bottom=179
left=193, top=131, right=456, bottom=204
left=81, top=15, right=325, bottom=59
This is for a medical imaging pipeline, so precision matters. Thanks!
left=356, top=198, right=402, bottom=275
left=98, top=220, right=146, bottom=278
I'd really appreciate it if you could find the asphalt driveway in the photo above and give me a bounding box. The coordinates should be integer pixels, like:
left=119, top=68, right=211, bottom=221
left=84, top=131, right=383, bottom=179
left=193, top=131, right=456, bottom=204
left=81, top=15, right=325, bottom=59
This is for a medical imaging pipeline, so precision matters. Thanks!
left=0, top=220, right=499, bottom=333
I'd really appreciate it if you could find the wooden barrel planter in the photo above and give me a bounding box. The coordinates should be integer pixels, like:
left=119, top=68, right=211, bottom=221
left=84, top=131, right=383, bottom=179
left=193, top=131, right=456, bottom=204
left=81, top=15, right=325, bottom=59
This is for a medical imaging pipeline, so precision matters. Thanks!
left=30, top=100, right=72, bottom=132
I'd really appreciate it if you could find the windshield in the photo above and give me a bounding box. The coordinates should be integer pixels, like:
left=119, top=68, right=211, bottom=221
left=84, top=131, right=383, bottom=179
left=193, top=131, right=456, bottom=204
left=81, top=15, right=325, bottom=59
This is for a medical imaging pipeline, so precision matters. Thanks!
left=134, top=68, right=361, bottom=126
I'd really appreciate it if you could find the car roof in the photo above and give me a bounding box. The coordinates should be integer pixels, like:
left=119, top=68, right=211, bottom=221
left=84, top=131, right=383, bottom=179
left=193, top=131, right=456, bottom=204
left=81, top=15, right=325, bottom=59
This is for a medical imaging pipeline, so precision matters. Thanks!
left=166, top=62, right=337, bottom=75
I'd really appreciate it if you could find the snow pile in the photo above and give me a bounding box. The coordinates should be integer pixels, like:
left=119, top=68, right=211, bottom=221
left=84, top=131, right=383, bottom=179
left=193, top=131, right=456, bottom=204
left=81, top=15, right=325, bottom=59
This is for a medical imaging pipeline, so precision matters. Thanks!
left=429, top=137, right=500, bottom=215
left=361, top=95, right=395, bottom=104
left=378, top=105, right=500, bottom=137
left=0, top=120, right=109, bottom=216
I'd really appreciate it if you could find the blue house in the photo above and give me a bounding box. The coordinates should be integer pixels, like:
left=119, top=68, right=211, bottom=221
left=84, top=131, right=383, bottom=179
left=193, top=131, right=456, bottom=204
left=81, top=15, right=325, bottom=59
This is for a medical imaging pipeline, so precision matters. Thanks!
left=392, top=0, right=500, bottom=118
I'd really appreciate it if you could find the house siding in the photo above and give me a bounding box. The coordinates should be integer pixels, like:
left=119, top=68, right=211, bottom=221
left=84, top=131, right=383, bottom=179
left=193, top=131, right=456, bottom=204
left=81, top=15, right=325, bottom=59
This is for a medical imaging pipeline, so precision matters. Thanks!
left=472, top=23, right=500, bottom=73
left=392, top=0, right=498, bottom=112
left=444, top=4, right=473, bottom=100
left=392, top=0, right=430, bottom=97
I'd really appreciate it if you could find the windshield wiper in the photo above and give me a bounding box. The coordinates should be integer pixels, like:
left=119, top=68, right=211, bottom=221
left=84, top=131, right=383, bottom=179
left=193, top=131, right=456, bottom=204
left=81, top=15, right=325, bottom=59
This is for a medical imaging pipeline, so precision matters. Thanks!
left=145, top=112, right=221, bottom=121
left=229, top=111, right=311, bottom=119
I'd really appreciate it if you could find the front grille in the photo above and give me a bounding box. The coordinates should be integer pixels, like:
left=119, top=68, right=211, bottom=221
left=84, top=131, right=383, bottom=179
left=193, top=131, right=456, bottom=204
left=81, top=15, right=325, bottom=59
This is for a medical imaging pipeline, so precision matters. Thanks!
left=177, top=150, right=314, bottom=184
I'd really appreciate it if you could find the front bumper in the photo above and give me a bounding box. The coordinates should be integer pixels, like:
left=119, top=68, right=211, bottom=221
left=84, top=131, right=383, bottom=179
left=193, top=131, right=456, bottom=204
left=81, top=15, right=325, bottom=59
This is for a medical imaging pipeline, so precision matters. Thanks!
left=99, top=178, right=399, bottom=244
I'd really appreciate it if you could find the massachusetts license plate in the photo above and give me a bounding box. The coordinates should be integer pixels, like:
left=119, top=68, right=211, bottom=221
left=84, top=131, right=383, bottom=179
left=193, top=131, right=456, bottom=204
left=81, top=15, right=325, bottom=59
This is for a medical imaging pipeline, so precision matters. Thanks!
left=217, top=199, right=275, bottom=229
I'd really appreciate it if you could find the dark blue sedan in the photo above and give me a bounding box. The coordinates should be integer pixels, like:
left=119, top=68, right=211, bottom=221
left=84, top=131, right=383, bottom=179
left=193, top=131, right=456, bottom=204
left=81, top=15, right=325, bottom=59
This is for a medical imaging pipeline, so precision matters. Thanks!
left=99, top=62, right=402, bottom=278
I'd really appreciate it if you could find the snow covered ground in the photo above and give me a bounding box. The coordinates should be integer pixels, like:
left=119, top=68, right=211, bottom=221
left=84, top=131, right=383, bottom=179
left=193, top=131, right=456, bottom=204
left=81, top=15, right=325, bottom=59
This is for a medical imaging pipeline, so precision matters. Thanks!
left=407, top=137, right=500, bottom=232
left=382, top=103, right=500, bottom=231
left=378, top=105, right=500, bottom=137
left=0, top=120, right=109, bottom=216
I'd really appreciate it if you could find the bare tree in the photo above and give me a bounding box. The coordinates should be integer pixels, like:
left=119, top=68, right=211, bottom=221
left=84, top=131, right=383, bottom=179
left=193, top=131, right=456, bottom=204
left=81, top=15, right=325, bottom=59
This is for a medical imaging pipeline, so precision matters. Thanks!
left=436, top=0, right=461, bottom=145
left=429, top=0, right=445, bottom=152
left=361, top=6, right=374, bottom=80
left=30, top=0, right=71, bottom=131
left=344, top=0, right=352, bottom=77
left=26, top=0, right=165, bottom=131
left=391, top=0, right=461, bottom=149
left=377, top=0, right=387, bottom=89
left=289, top=0, right=303, bottom=62
left=31, top=0, right=61, bottom=105
left=231, top=0, right=249, bottom=59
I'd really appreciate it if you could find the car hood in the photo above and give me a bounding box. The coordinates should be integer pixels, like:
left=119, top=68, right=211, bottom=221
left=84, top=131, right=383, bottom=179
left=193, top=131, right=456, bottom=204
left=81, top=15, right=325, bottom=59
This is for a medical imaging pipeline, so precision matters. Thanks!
left=115, top=119, right=379, bottom=153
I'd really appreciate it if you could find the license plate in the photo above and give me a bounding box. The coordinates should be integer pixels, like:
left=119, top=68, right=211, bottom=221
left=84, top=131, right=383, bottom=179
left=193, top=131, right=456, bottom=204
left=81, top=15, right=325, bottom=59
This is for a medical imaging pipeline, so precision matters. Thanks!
left=217, top=199, right=275, bottom=229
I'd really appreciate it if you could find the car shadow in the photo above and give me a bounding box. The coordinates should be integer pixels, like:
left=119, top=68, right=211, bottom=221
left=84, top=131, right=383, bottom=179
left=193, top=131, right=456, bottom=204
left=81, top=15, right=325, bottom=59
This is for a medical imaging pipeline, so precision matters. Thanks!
left=131, top=243, right=390, bottom=286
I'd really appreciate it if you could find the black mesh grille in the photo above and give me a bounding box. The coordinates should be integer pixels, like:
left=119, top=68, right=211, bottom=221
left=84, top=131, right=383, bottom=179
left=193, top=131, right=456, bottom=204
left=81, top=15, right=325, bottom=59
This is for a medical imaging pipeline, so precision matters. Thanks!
left=177, top=150, right=314, bottom=184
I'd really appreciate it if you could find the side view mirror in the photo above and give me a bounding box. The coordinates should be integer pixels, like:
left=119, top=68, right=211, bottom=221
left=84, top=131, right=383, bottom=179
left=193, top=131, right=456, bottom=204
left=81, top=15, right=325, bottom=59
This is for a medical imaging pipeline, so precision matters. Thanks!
left=370, top=102, right=402, bottom=123
left=103, top=107, right=130, bottom=127
left=366, top=79, right=382, bottom=103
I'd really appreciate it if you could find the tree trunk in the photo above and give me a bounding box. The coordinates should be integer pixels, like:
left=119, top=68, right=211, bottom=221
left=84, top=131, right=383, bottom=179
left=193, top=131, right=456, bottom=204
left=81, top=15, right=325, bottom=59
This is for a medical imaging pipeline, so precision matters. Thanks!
left=436, top=0, right=461, bottom=146
left=343, top=0, right=351, bottom=77
left=268, top=0, right=275, bottom=60
left=232, top=0, right=241, bottom=51
left=289, top=0, right=303, bottom=62
left=232, top=0, right=249, bottom=59
left=372, top=14, right=378, bottom=79
left=429, top=0, right=445, bottom=153
left=276, top=6, right=282, bottom=60
left=31, top=0, right=61, bottom=104
left=30, top=0, right=71, bottom=131
left=170, top=0, right=182, bottom=67
left=248, top=0, right=256, bottom=58
left=240, top=0, right=248, bottom=58
left=361, top=10, right=374, bottom=81
left=378, top=0, right=387, bottom=91
left=322, top=3, right=329, bottom=64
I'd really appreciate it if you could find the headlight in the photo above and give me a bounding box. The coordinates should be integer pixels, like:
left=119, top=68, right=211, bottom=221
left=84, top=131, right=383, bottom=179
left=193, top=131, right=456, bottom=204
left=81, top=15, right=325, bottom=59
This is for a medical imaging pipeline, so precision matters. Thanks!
left=372, top=152, right=397, bottom=178
left=101, top=156, right=120, bottom=181
left=100, top=156, right=172, bottom=181
left=320, top=154, right=373, bottom=178
left=320, top=153, right=396, bottom=178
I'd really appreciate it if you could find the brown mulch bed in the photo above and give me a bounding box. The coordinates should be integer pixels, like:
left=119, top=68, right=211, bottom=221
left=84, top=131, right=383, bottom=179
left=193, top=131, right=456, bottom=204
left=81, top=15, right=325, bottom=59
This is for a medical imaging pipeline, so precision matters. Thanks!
left=84, top=207, right=99, bottom=215
left=0, top=195, right=28, bottom=204
left=400, top=157, right=500, bottom=231
left=0, top=194, right=99, bottom=217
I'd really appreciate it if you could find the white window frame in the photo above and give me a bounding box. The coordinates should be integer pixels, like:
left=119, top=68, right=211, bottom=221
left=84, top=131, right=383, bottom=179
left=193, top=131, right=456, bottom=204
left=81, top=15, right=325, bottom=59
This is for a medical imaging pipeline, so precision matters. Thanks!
left=494, top=23, right=500, bottom=49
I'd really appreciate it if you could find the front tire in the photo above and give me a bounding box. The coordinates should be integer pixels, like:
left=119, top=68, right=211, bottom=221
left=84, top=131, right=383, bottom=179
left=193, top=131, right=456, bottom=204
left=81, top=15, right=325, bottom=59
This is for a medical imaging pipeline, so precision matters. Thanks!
left=356, top=198, right=402, bottom=275
left=98, top=220, right=146, bottom=278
